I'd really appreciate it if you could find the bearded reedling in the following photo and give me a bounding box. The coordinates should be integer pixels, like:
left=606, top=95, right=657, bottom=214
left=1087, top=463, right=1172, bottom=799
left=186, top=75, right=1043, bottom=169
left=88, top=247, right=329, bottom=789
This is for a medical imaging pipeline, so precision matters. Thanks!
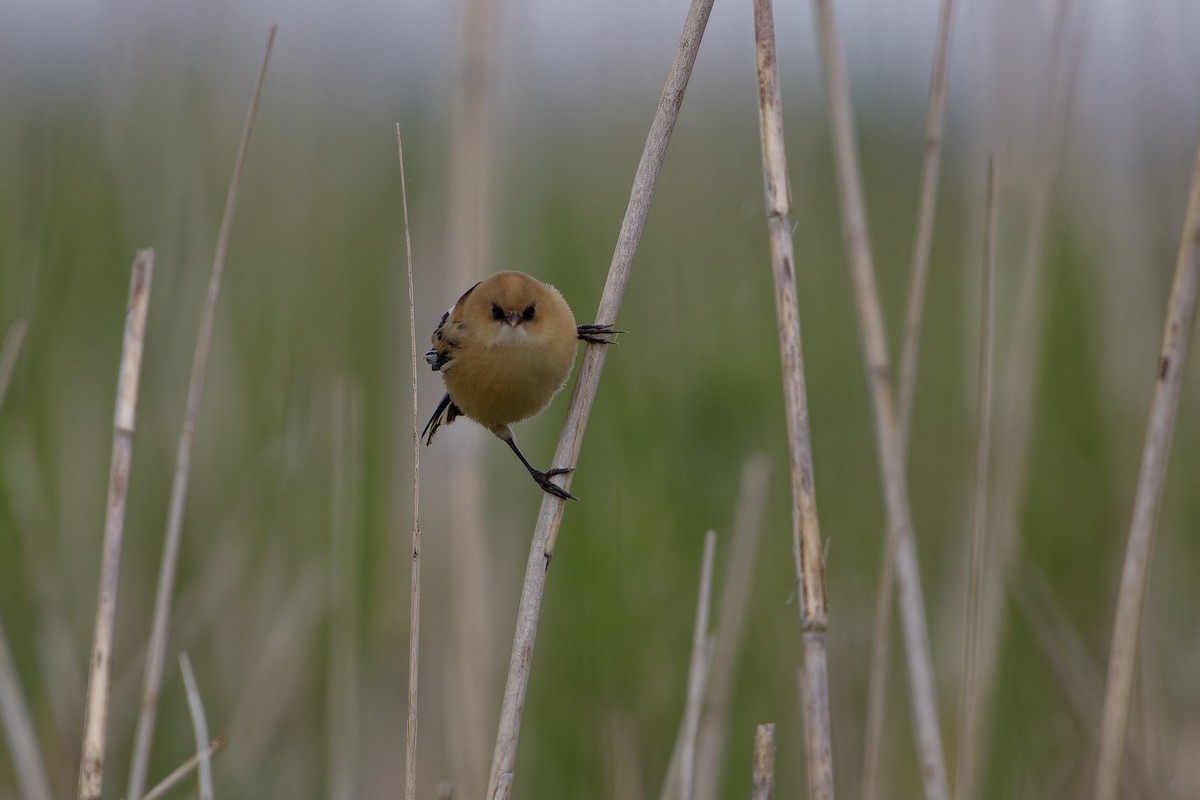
left=423, top=271, right=619, bottom=500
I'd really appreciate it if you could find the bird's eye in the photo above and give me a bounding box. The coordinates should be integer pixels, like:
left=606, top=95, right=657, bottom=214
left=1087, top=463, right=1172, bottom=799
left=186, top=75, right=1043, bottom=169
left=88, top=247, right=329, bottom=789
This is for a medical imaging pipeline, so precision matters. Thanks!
left=522, top=304, right=536, bottom=321
left=491, top=303, right=505, bottom=321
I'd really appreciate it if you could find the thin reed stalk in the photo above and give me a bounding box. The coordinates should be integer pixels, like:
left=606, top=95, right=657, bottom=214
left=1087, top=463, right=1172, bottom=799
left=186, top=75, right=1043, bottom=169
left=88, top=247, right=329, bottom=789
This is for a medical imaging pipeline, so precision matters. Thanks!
left=1094, top=134, right=1200, bottom=800
left=694, top=455, right=770, bottom=800
left=0, top=616, right=52, bottom=800
left=810, top=0, right=947, bottom=795
left=752, top=0, right=834, bottom=795
left=954, top=156, right=997, bottom=800
left=78, top=249, right=155, bottom=800
left=678, top=531, right=717, bottom=800
left=483, top=2, right=714, bottom=795
left=178, top=653, right=213, bottom=800
left=328, top=382, right=362, bottom=800
left=752, top=724, right=776, bottom=800
left=141, top=736, right=226, bottom=800
left=0, top=320, right=28, bottom=409
left=862, top=0, right=956, bottom=789
left=126, top=28, right=275, bottom=800
left=397, top=125, right=423, bottom=800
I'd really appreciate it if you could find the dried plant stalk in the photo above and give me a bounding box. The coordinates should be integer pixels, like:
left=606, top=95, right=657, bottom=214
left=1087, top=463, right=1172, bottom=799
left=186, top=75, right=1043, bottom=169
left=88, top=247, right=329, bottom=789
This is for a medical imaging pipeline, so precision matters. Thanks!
left=954, top=156, right=998, bottom=800
left=862, top=0, right=956, bottom=790
left=678, top=531, right=717, bottom=800
left=141, top=736, right=226, bottom=800
left=809, top=0, right=947, bottom=795
left=1094, top=135, right=1200, bottom=800
left=78, top=248, right=154, bottom=800
left=126, top=28, right=275, bottom=800
left=752, top=0, right=834, bottom=796
left=397, top=125, right=423, bottom=800
left=752, top=723, right=777, bottom=800
left=484, top=1, right=715, bottom=796
left=694, top=455, right=770, bottom=800
left=178, top=653, right=214, bottom=800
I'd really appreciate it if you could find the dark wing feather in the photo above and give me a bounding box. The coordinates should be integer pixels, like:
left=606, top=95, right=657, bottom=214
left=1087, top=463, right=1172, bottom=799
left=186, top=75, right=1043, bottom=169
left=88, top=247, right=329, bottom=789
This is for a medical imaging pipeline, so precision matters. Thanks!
left=422, top=393, right=463, bottom=446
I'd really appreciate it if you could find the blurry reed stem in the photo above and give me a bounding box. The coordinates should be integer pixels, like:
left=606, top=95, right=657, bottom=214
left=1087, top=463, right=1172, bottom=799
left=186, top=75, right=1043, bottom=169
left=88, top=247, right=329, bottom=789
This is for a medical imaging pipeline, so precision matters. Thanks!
left=78, top=249, right=154, bottom=800
left=178, top=653, right=213, bottom=800
left=1, top=620, right=52, bottom=800
left=678, top=531, right=717, bottom=800
left=752, top=0, right=834, bottom=796
left=141, top=736, right=226, bottom=800
left=954, top=157, right=997, bottom=800
left=810, top=0, right=948, bottom=796
left=1094, top=134, right=1200, bottom=800
left=694, top=455, right=770, bottom=800
left=0, top=319, right=28, bottom=409
left=861, top=0, right=955, bottom=790
left=752, top=723, right=777, bottom=800
left=484, top=1, right=715, bottom=796
left=397, top=125, right=423, bottom=800
left=126, top=28, right=275, bottom=800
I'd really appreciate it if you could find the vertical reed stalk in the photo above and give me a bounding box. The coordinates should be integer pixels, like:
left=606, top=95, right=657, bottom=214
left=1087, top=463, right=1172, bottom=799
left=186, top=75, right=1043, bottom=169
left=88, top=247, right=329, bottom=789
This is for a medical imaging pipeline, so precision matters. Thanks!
left=810, top=0, right=948, bottom=795
left=954, top=157, right=997, bottom=800
left=78, top=248, right=154, bottom=800
left=678, top=531, right=717, bottom=800
left=752, top=0, right=834, bottom=795
left=126, top=28, right=275, bottom=800
left=397, top=125, right=423, bottom=800
left=862, top=0, right=956, bottom=789
left=1094, top=134, right=1200, bottom=800
left=752, top=724, right=777, bottom=800
left=178, top=653, right=213, bottom=800
left=484, top=2, right=715, bottom=795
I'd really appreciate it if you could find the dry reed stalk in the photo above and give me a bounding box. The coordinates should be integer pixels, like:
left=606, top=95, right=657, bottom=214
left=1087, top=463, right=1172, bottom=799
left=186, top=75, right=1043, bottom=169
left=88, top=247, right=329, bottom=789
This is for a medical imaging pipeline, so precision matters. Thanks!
left=442, top=0, right=497, bottom=790
left=0, top=617, right=52, bottom=800
left=0, top=320, right=28, bottom=408
left=861, top=0, right=956, bottom=790
left=678, top=531, right=717, bottom=800
left=1094, top=135, right=1200, bottom=800
left=954, top=157, right=997, bottom=800
left=328, top=382, right=362, bottom=800
left=177, top=653, right=213, bottom=800
left=752, top=724, right=776, bottom=800
left=484, top=1, right=715, bottom=795
left=78, top=248, right=155, bottom=800
left=397, top=125, right=423, bottom=800
left=141, top=736, right=226, bottom=800
left=694, top=455, right=770, bottom=800
left=125, top=27, right=275, bottom=800
left=752, top=0, right=834, bottom=795
left=809, top=0, right=948, bottom=796
left=973, top=0, right=1088, bottom=773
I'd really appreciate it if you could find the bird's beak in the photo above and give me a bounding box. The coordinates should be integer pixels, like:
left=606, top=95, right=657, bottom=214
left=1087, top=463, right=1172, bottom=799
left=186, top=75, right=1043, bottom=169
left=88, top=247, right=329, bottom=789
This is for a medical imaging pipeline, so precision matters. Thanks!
left=504, top=311, right=522, bottom=327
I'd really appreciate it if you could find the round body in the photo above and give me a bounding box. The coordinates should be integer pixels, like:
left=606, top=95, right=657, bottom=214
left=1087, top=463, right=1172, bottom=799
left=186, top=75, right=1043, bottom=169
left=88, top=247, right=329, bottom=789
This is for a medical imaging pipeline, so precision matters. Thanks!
left=440, top=271, right=578, bottom=436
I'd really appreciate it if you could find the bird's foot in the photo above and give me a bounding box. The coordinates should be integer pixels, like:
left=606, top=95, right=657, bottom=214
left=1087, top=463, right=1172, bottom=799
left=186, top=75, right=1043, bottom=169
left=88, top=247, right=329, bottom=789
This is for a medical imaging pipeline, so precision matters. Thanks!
left=577, top=323, right=624, bottom=345
left=532, top=467, right=576, bottom=501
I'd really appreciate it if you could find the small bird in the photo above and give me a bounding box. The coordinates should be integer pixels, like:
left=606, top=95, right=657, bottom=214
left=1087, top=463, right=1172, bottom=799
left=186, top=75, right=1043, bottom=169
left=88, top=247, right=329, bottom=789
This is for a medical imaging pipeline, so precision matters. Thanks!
left=422, top=270, right=619, bottom=500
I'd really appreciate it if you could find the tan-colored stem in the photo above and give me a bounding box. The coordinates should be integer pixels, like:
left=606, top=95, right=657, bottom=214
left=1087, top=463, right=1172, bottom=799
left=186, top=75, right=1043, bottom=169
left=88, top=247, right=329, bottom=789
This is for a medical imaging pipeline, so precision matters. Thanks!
left=126, top=28, right=275, bottom=800
left=678, top=531, right=717, bottom=800
left=140, top=736, right=227, bottom=800
left=484, top=2, right=715, bottom=796
left=1095, top=135, right=1200, bottom=800
left=752, top=723, right=777, bottom=800
left=810, top=0, right=948, bottom=796
left=78, top=249, right=154, bottom=800
left=861, top=0, right=956, bottom=788
left=178, top=653, right=214, bottom=800
left=753, top=0, right=834, bottom=796
left=954, top=157, right=998, bottom=800
left=397, top=125, right=423, bottom=800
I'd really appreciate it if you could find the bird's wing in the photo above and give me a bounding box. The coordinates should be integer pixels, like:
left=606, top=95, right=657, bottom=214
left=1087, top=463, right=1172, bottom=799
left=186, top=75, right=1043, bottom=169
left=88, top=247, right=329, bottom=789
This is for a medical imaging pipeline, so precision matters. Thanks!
left=422, top=392, right=463, bottom=446
left=425, top=280, right=482, bottom=371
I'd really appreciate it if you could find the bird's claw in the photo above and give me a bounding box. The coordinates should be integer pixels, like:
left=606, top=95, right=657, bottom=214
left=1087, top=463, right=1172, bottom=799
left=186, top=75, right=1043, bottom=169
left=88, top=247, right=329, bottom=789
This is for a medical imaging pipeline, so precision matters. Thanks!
left=533, top=468, right=577, bottom=501
left=577, top=323, right=624, bottom=345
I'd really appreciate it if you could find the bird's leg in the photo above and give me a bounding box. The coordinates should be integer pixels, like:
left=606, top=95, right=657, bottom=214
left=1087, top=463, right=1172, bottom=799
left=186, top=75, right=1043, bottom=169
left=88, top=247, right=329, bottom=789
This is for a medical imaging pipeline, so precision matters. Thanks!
left=576, top=323, right=624, bottom=345
left=504, top=436, right=576, bottom=501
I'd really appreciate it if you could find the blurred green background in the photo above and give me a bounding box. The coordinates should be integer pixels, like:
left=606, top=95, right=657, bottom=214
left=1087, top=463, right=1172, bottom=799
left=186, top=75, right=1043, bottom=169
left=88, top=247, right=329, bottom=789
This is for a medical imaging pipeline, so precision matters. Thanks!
left=1, top=0, right=1199, bottom=798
